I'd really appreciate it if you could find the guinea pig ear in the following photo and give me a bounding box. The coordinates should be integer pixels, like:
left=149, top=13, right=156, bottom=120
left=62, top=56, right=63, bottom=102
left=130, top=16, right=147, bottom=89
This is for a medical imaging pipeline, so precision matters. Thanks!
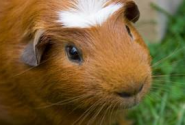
left=124, top=1, right=140, bottom=23
left=21, top=29, right=49, bottom=67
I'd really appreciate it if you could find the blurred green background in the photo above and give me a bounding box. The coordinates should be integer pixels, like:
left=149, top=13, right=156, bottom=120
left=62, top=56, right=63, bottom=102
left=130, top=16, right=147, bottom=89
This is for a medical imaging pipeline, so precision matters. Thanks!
left=129, top=1, right=185, bottom=125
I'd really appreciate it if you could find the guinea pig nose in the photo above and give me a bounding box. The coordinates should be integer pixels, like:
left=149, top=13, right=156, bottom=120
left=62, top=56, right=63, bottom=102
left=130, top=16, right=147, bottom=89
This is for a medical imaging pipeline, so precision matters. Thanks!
left=117, top=84, right=144, bottom=98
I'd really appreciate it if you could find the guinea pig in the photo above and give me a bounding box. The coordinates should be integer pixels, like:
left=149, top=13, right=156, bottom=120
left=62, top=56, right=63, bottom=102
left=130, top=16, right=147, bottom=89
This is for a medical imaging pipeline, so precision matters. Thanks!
left=0, top=0, right=152, bottom=125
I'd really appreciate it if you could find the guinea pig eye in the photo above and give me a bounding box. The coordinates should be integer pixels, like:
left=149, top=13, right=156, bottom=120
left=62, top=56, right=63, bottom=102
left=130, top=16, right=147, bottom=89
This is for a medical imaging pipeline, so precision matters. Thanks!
left=66, top=45, right=82, bottom=63
left=125, top=25, right=133, bottom=39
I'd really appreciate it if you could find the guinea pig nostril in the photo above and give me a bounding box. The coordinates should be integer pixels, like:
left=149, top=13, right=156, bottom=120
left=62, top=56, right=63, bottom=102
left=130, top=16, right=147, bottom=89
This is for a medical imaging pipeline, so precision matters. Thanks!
left=117, top=92, right=132, bottom=98
left=138, top=84, right=144, bottom=93
left=117, top=84, right=144, bottom=98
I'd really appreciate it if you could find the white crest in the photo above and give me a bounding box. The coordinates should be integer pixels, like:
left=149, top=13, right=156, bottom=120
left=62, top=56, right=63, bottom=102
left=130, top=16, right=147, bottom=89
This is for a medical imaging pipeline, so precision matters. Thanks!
left=57, top=0, right=123, bottom=28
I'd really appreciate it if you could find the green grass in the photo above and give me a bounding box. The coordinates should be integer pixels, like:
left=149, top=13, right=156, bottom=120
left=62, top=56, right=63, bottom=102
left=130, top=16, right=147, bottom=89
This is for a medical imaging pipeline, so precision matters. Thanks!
left=129, top=1, right=185, bottom=125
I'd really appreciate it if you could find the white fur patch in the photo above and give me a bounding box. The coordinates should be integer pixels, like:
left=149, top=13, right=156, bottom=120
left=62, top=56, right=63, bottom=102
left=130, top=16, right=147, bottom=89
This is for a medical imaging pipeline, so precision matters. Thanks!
left=57, top=0, right=123, bottom=28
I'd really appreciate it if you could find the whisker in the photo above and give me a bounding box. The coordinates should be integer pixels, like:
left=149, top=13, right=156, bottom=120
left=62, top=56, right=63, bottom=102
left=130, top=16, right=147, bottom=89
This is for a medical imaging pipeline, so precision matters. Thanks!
left=150, top=88, right=184, bottom=97
left=66, top=96, right=93, bottom=118
left=153, top=74, right=185, bottom=78
left=3, top=55, right=60, bottom=80
left=107, top=103, right=114, bottom=124
left=37, top=95, right=88, bottom=109
left=109, top=102, right=117, bottom=125
left=152, top=47, right=185, bottom=68
left=87, top=102, right=106, bottom=125
left=153, top=80, right=185, bottom=89
left=151, top=86, right=171, bottom=93
left=148, top=92, right=165, bottom=100
left=99, top=104, right=111, bottom=125
left=74, top=98, right=102, bottom=125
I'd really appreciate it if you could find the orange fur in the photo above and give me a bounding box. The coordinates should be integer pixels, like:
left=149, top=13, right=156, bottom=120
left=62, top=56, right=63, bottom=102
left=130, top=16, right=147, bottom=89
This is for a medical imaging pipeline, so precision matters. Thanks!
left=0, top=0, right=152, bottom=125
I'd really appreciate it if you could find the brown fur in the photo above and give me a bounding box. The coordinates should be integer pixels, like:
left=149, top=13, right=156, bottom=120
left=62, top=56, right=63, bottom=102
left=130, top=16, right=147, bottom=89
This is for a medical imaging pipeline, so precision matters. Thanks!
left=0, top=0, right=152, bottom=125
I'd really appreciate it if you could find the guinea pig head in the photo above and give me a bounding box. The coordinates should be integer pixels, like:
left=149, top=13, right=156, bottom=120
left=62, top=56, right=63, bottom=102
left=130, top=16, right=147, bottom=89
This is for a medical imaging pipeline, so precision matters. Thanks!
left=22, top=0, right=152, bottom=110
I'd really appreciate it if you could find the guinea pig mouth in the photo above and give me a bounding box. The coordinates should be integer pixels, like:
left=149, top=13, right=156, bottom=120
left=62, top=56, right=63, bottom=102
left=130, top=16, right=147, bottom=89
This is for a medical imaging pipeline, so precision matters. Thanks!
left=123, top=98, right=140, bottom=109
left=116, top=96, right=141, bottom=109
left=114, top=89, right=148, bottom=109
left=115, top=82, right=151, bottom=109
